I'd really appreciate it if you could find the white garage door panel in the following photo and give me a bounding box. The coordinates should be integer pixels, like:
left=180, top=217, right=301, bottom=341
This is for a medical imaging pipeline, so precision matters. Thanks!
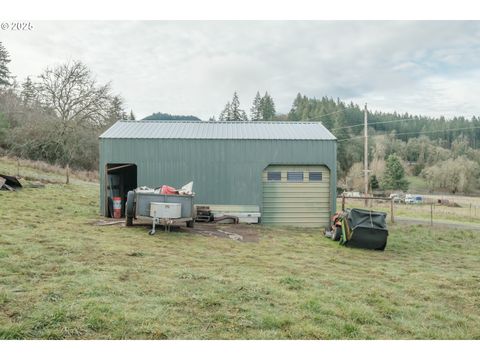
left=262, top=165, right=331, bottom=227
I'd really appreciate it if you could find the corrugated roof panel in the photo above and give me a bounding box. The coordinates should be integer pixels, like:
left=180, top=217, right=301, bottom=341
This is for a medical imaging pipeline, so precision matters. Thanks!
left=99, top=120, right=336, bottom=140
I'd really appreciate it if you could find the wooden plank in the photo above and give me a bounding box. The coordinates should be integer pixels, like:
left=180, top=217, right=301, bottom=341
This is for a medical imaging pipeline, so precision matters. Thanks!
left=211, top=212, right=261, bottom=218
left=197, top=204, right=260, bottom=212
left=107, top=163, right=136, bottom=173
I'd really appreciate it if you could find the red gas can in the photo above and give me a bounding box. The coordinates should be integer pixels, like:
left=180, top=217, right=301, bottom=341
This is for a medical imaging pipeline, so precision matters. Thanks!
left=113, top=197, right=122, bottom=218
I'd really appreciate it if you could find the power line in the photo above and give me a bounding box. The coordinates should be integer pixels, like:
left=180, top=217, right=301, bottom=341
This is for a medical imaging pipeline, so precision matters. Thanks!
left=301, top=108, right=347, bottom=121
left=336, top=124, right=480, bottom=142
left=332, top=122, right=365, bottom=130
left=301, top=108, right=425, bottom=128
left=295, top=106, right=477, bottom=135
left=332, top=116, right=432, bottom=131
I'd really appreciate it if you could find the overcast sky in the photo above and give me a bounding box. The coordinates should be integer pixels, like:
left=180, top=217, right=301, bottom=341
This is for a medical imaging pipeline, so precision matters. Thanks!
left=2, top=21, right=480, bottom=120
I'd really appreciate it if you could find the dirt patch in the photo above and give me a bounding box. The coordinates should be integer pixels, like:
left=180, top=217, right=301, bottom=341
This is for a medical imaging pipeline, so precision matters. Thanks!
left=185, top=223, right=260, bottom=243
left=90, top=217, right=261, bottom=242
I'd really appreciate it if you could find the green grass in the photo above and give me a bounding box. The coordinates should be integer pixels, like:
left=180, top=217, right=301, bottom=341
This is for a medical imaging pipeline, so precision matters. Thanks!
left=1, top=159, right=480, bottom=339
left=341, top=198, right=480, bottom=225
left=406, top=176, right=429, bottom=193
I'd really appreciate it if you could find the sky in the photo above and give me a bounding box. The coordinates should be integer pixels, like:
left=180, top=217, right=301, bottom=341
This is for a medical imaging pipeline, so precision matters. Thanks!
left=2, top=21, right=480, bottom=120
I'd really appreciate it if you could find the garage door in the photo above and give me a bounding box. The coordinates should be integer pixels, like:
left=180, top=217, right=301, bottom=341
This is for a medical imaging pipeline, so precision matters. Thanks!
left=262, top=165, right=330, bottom=227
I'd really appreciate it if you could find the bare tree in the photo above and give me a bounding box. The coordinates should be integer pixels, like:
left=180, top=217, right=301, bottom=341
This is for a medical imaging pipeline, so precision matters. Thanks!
left=36, top=61, right=113, bottom=183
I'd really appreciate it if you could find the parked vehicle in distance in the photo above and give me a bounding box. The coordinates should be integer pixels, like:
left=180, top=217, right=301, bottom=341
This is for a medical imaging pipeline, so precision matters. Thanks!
left=389, top=193, right=404, bottom=203
left=405, top=194, right=423, bottom=204
left=342, top=191, right=362, bottom=198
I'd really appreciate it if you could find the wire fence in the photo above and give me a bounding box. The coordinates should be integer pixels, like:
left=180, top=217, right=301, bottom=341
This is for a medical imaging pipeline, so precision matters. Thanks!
left=339, top=195, right=480, bottom=225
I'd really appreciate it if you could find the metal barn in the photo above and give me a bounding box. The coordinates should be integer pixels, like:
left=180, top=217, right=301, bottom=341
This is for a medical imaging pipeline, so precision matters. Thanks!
left=99, top=121, right=337, bottom=227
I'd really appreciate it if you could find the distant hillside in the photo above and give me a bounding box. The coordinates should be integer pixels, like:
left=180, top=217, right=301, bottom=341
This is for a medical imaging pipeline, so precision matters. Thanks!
left=143, top=112, right=201, bottom=121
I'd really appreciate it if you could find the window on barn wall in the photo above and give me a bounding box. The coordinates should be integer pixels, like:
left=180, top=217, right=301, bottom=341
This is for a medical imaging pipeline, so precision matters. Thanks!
left=287, top=171, right=304, bottom=182
left=267, top=171, right=281, bottom=181
left=309, top=172, right=322, bottom=181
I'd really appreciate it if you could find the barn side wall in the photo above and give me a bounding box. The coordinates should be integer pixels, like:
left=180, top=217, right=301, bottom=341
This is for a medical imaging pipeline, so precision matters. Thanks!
left=99, top=138, right=337, bottom=220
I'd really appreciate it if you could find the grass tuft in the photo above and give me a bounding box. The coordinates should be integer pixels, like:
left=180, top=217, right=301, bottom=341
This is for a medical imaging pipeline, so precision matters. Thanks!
left=126, top=251, right=144, bottom=257
left=261, top=315, right=293, bottom=330
left=279, top=276, right=305, bottom=290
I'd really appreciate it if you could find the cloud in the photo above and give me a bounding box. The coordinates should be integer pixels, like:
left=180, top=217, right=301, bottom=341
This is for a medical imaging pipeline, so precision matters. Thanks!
left=2, top=21, right=480, bottom=119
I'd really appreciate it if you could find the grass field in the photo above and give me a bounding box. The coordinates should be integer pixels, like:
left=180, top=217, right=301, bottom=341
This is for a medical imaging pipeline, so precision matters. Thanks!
left=406, top=176, right=429, bottom=193
left=1, top=159, right=480, bottom=339
left=341, top=198, right=480, bottom=225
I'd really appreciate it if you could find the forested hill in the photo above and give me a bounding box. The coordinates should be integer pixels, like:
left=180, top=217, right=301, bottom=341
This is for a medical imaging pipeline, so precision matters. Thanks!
left=287, top=94, right=480, bottom=149
left=286, top=94, right=480, bottom=193
left=143, top=112, right=201, bottom=121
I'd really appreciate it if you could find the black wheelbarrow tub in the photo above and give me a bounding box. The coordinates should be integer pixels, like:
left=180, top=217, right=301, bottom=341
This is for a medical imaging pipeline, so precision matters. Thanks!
left=344, top=208, right=389, bottom=250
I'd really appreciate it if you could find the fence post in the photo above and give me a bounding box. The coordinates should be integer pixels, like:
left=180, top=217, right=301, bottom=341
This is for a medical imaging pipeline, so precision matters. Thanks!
left=470, top=203, right=472, bottom=219
left=430, top=203, right=433, bottom=226
left=390, top=198, right=395, bottom=224
left=342, top=194, right=345, bottom=211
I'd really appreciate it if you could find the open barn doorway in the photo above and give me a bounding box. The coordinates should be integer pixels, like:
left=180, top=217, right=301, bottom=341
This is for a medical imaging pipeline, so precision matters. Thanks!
left=105, top=163, right=137, bottom=217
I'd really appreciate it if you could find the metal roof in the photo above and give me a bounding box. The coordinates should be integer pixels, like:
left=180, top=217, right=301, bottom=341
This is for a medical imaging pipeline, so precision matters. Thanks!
left=99, top=121, right=336, bottom=140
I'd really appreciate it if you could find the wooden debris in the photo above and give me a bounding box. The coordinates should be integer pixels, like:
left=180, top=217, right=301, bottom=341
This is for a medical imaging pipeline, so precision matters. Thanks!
left=0, top=174, right=22, bottom=190
left=93, top=220, right=125, bottom=226
left=212, top=215, right=239, bottom=224
left=0, top=177, right=15, bottom=191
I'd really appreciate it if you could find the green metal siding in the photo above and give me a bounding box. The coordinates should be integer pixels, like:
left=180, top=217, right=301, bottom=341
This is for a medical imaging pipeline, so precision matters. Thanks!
left=99, top=138, right=337, bottom=225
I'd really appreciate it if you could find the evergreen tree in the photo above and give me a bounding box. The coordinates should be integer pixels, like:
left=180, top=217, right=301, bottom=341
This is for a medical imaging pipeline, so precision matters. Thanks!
left=219, top=92, right=248, bottom=121
left=107, top=96, right=127, bottom=124
left=219, top=102, right=232, bottom=121
left=20, top=76, right=37, bottom=107
left=381, top=154, right=409, bottom=191
left=288, top=93, right=304, bottom=121
left=230, top=92, right=247, bottom=121
left=370, top=174, right=380, bottom=190
left=260, top=92, right=276, bottom=121
left=250, top=91, right=262, bottom=121
left=129, top=110, right=136, bottom=120
left=0, top=42, right=12, bottom=87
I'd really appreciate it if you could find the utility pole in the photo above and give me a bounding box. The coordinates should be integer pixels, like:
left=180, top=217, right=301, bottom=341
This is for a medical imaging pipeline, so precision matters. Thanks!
left=364, top=103, right=369, bottom=206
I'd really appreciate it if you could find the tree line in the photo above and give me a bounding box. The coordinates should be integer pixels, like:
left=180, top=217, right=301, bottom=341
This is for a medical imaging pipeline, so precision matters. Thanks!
left=287, top=94, right=480, bottom=193
left=0, top=41, right=133, bottom=182
left=215, top=91, right=276, bottom=121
